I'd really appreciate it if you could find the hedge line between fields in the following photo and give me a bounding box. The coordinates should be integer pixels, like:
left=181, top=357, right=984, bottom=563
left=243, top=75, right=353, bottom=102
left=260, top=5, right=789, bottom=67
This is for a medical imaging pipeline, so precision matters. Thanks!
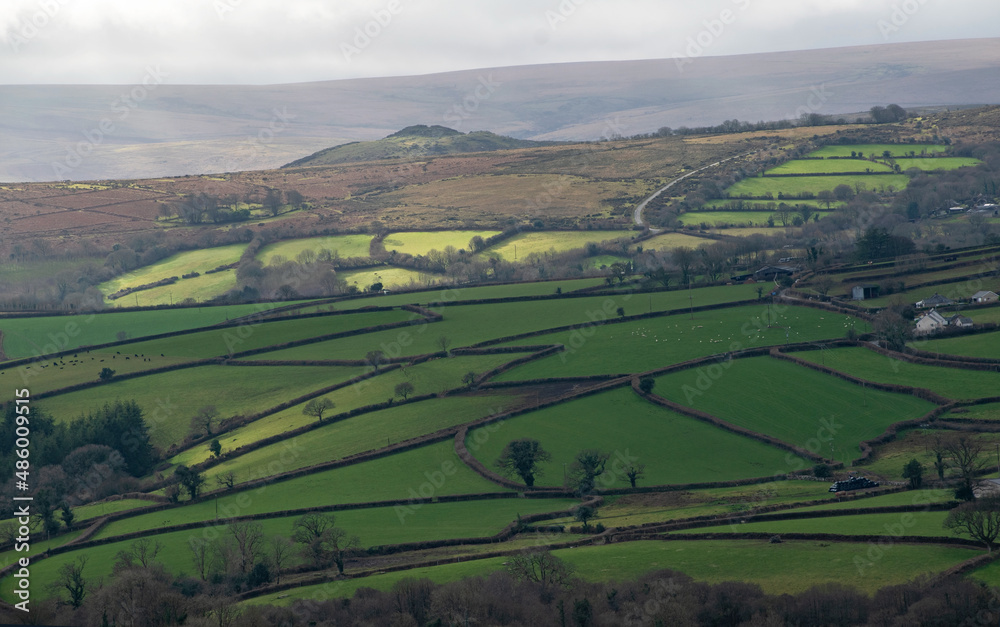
left=770, top=347, right=952, bottom=405
left=629, top=532, right=983, bottom=549
left=160, top=363, right=404, bottom=461
left=865, top=341, right=1000, bottom=372
left=647, top=502, right=955, bottom=534
left=833, top=257, right=999, bottom=285
left=470, top=298, right=760, bottom=348
left=632, top=376, right=831, bottom=466
left=0, top=303, right=408, bottom=370
left=221, top=310, right=439, bottom=361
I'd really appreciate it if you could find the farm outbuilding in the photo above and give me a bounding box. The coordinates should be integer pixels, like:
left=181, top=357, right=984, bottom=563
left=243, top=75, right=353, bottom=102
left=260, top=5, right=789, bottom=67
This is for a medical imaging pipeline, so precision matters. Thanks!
left=971, top=290, right=999, bottom=304
left=916, top=293, right=954, bottom=308
left=851, top=285, right=880, bottom=301
left=753, top=265, right=797, bottom=281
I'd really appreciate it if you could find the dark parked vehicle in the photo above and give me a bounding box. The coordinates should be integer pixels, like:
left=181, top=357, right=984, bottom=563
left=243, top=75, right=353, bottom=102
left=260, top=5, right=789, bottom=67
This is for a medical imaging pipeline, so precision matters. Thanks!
left=829, top=476, right=879, bottom=493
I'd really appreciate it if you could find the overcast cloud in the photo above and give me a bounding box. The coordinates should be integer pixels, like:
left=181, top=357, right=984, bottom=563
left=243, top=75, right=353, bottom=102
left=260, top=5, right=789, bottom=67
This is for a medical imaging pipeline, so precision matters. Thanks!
left=0, top=0, right=997, bottom=85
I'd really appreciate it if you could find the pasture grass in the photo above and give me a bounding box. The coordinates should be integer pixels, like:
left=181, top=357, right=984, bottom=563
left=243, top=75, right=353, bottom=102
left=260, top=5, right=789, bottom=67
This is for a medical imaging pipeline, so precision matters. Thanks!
left=170, top=354, right=522, bottom=474
left=637, top=233, right=715, bottom=250
left=766, top=160, right=894, bottom=174
left=330, top=278, right=608, bottom=310
left=544, top=481, right=833, bottom=528
left=482, top=231, right=634, bottom=261
left=338, top=267, right=438, bottom=290
left=806, top=144, right=948, bottom=158
left=677, top=510, right=953, bottom=539
left=651, top=356, right=936, bottom=464
left=36, top=364, right=364, bottom=449
left=383, top=231, right=501, bottom=256
left=247, top=539, right=978, bottom=602
left=0, top=303, right=295, bottom=361
left=256, top=285, right=763, bottom=363
left=918, top=329, right=1000, bottom=359
left=98, top=244, right=246, bottom=295
left=467, top=387, right=810, bottom=488
left=724, top=174, right=910, bottom=198
left=192, top=392, right=521, bottom=485
left=99, top=441, right=510, bottom=538
left=0, top=353, right=190, bottom=401
left=678, top=212, right=788, bottom=227
left=258, top=234, right=374, bottom=264
left=108, top=308, right=414, bottom=359
left=794, top=347, right=999, bottom=400
left=496, top=304, right=858, bottom=379
left=105, top=270, right=238, bottom=307
left=854, top=428, right=1000, bottom=481
left=779, top=489, right=955, bottom=514
left=8, top=497, right=575, bottom=601
left=894, top=157, right=981, bottom=171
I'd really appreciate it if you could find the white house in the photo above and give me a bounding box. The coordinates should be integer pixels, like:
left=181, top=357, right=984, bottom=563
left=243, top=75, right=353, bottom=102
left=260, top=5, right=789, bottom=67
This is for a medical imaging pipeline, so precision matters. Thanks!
left=914, top=309, right=949, bottom=334
left=971, top=290, right=999, bottom=304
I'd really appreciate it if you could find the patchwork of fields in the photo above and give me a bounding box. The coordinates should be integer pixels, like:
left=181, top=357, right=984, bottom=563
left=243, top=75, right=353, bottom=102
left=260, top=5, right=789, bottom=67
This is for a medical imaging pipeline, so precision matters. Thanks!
left=4, top=268, right=998, bottom=608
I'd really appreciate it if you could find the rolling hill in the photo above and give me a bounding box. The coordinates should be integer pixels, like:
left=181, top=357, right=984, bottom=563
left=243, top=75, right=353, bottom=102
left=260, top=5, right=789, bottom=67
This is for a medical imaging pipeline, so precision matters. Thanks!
left=2, top=38, right=999, bottom=182
left=284, top=125, right=559, bottom=167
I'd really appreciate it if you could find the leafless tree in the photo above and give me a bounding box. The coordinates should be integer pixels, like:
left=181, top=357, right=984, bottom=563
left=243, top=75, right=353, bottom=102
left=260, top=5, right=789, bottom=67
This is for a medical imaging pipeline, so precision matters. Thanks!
left=229, top=520, right=265, bottom=575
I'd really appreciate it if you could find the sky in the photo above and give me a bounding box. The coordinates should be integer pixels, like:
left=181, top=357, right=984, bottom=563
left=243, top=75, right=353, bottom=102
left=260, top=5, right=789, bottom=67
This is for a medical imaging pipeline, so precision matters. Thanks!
left=0, top=0, right=997, bottom=85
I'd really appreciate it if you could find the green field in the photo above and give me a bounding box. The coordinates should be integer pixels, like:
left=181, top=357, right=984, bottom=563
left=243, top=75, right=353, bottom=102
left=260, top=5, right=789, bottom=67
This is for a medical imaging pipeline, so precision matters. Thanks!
left=701, top=198, right=842, bottom=210
left=497, top=304, right=858, bottom=379
left=679, top=511, right=953, bottom=539
left=725, top=174, right=911, bottom=198
left=249, top=538, right=978, bottom=603
left=894, top=157, right=982, bottom=171
left=36, top=364, right=364, bottom=449
left=637, top=232, right=714, bottom=250
left=677, top=212, right=787, bottom=227
left=855, top=428, right=1000, bottom=480
left=96, top=441, right=511, bottom=539
left=807, top=144, right=949, bottom=158
left=652, top=356, right=936, bottom=464
left=766, top=160, right=894, bottom=174
left=382, top=230, right=501, bottom=256
left=107, top=308, right=414, bottom=359
left=98, top=244, right=246, bottom=298
left=482, top=231, right=633, bottom=261
left=190, top=355, right=525, bottom=465
left=794, top=347, right=999, bottom=400
left=257, top=234, right=374, bottom=264
left=0, top=303, right=295, bottom=361
left=0, top=352, right=193, bottom=401
left=543, top=481, right=833, bottom=528
left=468, top=387, right=809, bottom=487
left=10, top=497, right=576, bottom=601
left=0, top=257, right=104, bottom=283
left=337, top=266, right=439, bottom=290
left=918, top=328, right=1000, bottom=358
left=107, top=269, right=239, bottom=307
left=330, top=278, right=607, bottom=310
left=779, top=489, right=955, bottom=513
left=192, top=393, right=516, bottom=485
left=256, top=286, right=761, bottom=363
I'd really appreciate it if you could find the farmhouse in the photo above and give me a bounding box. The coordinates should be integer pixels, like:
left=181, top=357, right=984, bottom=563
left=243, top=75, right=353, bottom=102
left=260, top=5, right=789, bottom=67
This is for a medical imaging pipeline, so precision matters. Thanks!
left=914, top=309, right=948, bottom=334
left=948, top=314, right=974, bottom=328
left=851, top=285, right=880, bottom=301
left=915, top=293, right=954, bottom=308
left=971, top=290, right=999, bottom=304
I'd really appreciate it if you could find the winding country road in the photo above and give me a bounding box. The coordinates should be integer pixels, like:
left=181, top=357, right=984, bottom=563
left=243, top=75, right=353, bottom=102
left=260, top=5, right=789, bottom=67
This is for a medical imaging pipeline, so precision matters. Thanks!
left=632, top=153, right=753, bottom=233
